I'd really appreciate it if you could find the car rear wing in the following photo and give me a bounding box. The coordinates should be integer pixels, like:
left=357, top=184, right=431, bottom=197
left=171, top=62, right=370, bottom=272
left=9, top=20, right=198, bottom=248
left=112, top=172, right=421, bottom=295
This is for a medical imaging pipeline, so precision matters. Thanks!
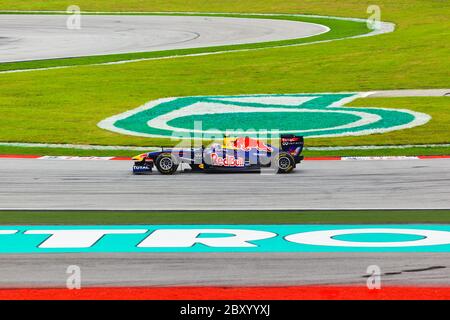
left=280, top=134, right=304, bottom=156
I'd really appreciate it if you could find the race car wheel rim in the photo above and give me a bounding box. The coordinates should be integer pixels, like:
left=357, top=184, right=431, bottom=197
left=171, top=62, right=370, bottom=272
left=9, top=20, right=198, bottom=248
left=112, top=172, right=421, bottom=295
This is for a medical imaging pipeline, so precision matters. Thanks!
left=160, top=157, right=173, bottom=170
left=278, top=157, right=290, bottom=169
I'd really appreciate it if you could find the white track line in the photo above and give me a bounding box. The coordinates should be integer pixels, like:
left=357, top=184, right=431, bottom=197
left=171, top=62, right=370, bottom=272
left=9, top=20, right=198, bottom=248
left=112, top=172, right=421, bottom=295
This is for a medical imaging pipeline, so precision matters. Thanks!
left=308, top=144, right=450, bottom=151
left=1, top=154, right=449, bottom=161
left=1, top=142, right=449, bottom=152
left=0, top=142, right=158, bottom=151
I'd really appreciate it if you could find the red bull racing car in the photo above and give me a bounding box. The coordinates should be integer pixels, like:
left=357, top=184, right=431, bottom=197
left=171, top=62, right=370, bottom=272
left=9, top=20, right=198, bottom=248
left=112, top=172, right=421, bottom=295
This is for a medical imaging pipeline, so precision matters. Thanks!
left=132, top=135, right=304, bottom=175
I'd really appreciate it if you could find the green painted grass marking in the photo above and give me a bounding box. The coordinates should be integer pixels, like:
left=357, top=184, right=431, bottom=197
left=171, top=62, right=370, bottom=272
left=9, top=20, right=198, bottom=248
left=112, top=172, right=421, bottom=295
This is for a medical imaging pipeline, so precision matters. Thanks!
left=99, top=93, right=430, bottom=139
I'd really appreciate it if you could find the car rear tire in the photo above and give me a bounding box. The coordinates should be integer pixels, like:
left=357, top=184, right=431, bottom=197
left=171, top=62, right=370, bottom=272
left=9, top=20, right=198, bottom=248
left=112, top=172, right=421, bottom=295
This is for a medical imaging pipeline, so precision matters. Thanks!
left=155, top=153, right=179, bottom=175
left=274, top=152, right=295, bottom=174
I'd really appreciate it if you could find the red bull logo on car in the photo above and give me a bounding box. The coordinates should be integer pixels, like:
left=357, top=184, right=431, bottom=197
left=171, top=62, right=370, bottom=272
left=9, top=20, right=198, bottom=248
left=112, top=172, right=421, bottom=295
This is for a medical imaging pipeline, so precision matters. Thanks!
left=98, top=93, right=430, bottom=139
left=232, top=137, right=274, bottom=152
left=211, top=153, right=245, bottom=167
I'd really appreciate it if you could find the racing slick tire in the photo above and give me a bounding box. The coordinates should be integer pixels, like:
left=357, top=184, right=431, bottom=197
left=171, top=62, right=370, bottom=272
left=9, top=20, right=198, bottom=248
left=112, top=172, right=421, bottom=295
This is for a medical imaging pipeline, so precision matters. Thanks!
left=273, top=152, right=295, bottom=174
left=155, top=153, right=179, bottom=175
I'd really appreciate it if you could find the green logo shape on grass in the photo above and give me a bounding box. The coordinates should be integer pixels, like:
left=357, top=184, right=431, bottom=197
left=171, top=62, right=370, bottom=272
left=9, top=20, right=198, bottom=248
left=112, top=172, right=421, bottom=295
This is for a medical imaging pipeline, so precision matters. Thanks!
left=98, top=93, right=430, bottom=139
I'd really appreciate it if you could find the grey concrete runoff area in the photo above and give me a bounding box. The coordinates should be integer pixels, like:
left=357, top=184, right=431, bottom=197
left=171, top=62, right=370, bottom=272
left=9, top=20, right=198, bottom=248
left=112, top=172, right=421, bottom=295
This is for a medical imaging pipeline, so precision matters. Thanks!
left=0, top=252, right=449, bottom=288
left=0, top=14, right=328, bottom=63
left=0, top=158, right=449, bottom=210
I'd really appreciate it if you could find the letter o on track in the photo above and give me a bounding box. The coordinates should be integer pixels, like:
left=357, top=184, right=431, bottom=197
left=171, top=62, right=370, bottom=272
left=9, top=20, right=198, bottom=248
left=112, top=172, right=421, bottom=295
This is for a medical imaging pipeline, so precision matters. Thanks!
left=285, top=228, right=450, bottom=247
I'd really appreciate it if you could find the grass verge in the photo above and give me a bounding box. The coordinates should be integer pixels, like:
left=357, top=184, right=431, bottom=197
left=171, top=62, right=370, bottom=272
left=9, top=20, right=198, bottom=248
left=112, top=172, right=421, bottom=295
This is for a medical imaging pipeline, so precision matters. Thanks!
left=0, top=145, right=449, bottom=158
left=0, top=210, right=449, bottom=225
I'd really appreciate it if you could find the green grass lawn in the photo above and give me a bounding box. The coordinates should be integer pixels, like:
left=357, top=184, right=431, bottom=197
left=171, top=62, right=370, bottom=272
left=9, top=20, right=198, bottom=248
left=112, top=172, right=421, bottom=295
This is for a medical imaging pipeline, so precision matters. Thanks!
left=0, top=210, right=449, bottom=225
left=0, top=0, right=446, bottom=20
left=0, top=1, right=448, bottom=156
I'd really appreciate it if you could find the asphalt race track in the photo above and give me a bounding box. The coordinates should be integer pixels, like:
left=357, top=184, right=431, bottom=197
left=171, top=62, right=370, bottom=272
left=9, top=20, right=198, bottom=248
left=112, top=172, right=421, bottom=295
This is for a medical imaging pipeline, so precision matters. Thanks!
left=0, top=14, right=327, bottom=62
left=0, top=158, right=449, bottom=210
left=1, top=252, right=450, bottom=288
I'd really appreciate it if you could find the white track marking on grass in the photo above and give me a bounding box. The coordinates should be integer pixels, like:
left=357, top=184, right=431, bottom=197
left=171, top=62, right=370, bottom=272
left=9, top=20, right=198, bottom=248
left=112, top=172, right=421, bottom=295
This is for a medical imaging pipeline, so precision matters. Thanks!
left=0, top=142, right=449, bottom=151
left=2, top=154, right=450, bottom=162
left=0, top=142, right=158, bottom=151
left=366, top=89, right=450, bottom=98
left=0, top=12, right=395, bottom=74
left=146, top=102, right=382, bottom=135
left=213, top=96, right=316, bottom=106
left=307, top=144, right=450, bottom=151
left=306, top=107, right=431, bottom=138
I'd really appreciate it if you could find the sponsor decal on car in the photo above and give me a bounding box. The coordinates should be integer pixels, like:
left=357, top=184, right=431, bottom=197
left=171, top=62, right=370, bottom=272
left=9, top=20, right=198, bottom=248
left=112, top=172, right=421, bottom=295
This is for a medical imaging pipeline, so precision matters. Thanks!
left=231, top=137, right=274, bottom=152
left=2, top=225, right=450, bottom=253
left=211, top=153, right=245, bottom=167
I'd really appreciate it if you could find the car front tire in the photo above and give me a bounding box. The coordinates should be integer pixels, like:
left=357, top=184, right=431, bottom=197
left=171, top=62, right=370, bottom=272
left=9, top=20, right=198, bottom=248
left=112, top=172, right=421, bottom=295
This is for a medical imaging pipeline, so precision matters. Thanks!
left=155, top=153, right=179, bottom=175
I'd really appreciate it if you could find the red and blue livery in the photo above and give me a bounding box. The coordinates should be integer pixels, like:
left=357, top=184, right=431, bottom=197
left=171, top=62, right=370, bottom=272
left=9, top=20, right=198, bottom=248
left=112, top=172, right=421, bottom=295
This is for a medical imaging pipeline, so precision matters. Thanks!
left=132, top=135, right=304, bottom=175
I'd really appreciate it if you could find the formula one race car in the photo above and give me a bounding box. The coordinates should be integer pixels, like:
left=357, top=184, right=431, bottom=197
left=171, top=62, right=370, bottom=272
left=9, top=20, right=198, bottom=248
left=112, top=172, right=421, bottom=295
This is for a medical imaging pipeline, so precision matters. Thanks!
left=132, top=135, right=304, bottom=175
